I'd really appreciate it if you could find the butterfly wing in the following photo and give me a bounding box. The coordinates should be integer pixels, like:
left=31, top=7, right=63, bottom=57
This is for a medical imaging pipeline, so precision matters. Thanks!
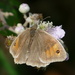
left=36, top=29, right=68, bottom=64
left=10, top=28, right=30, bottom=59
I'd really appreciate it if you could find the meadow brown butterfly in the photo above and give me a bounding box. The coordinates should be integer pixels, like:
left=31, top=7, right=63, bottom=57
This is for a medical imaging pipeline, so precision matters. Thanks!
left=10, top=25, right=68, bottom=68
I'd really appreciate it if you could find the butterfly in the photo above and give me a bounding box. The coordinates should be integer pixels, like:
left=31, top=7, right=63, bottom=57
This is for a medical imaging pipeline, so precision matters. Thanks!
left=10, top=25, right=68, bottom=68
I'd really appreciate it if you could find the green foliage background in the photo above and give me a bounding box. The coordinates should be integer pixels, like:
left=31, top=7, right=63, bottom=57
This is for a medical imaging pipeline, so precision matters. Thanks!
left=0, top=0, right=21, bottom=75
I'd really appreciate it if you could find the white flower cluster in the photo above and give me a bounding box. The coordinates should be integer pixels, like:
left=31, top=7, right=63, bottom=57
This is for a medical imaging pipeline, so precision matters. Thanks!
left=15, top=3, right=65, bottom=40
left=38, top=21, right=65, bottom=39
left=38, top=21, right=53, bottom=30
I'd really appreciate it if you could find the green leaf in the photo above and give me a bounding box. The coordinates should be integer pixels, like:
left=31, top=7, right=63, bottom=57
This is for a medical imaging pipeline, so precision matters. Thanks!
left=0, top=48, right=19, bottom=75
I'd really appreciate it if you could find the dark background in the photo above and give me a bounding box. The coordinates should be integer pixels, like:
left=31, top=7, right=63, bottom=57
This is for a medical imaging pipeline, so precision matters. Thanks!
left=0, top=0, right=75, bottom=75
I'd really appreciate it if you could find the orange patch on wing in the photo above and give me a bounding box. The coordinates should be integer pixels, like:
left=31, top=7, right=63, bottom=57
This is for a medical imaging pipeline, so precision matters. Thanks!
left=45, top=44, right=59, bottom=58
left=45, top=48, right=51, bottom=58
left=45, top=43, right=53, bottom=58
left=12, top=38, right=19, bottom=51
left=53, top=44, right=58, bottom=51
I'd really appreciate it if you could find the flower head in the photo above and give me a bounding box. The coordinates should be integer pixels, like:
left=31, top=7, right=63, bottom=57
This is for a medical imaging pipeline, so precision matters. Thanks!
left=46, top=25, right=65, bottom=39
left=19, top=3, right=30, bottom=14
left=38, top=21, right=53, bottom=30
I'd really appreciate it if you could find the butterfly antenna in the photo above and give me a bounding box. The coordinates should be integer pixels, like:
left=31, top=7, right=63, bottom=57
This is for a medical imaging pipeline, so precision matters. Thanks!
left=41, top=16, right=50, bottom=21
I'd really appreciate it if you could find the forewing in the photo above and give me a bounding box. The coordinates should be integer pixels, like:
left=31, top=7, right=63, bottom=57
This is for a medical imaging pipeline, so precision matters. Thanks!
left=10, top=28, right=30, bottom=59
left=37, top=30, right=67, bottom=64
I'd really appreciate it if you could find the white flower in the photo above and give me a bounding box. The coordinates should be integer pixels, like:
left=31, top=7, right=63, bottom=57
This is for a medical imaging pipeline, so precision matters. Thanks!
left=19, top=3, right=30, bottom=14
left=26, top=17, right=33, bottom=23
left=15, top=23, right=25, bottom=34
left=38, top=21, right=53, bottom=30
left=46, top=25, right=65, bottom=39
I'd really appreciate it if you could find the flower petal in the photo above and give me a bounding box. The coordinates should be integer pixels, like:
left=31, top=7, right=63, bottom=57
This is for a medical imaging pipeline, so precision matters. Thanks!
left=46, top=25, right=65, bottom=39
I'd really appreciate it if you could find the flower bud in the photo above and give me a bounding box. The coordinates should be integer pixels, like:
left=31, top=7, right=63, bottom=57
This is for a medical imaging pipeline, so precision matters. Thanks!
left=19, top=3, right=30, bottom=14
left=15, top=23, right=25, bottom=34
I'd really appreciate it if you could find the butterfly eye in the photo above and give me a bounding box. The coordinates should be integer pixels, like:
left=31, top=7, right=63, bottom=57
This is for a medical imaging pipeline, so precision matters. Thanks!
left=56, top=50, right=60, bottom=54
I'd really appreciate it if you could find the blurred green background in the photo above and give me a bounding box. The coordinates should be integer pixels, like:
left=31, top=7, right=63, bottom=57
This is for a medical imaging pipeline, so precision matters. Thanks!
left=0, top=0, right=75, bottom=75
